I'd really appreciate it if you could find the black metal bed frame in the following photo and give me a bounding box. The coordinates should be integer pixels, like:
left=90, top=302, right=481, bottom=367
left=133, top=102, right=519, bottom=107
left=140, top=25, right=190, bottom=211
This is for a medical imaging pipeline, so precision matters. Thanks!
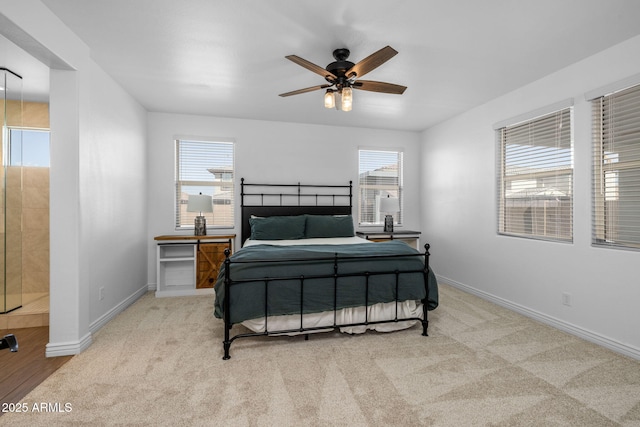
left=221, top=178, right=430, bottom=360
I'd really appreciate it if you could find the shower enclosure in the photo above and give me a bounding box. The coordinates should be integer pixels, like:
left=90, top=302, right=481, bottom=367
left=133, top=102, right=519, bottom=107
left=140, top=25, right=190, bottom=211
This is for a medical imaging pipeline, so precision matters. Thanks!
left=1, top=67, right=23, bottom=313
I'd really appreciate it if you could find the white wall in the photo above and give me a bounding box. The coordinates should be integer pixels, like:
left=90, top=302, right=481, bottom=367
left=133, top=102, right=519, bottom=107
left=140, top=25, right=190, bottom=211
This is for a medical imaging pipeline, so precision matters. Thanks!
left=146, top=113, right=421, bottom=286
left=1, top=1, right=148, bottom=355
left=421, top=35, right=640, bottom=358
left=83, top=60, right=148, bottom=329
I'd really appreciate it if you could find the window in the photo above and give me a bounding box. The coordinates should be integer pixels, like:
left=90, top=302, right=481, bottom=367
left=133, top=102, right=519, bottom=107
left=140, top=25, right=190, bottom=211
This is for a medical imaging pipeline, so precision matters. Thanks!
left=175, top=139, right=234, bottom=229
left=358, top=149, right=403, bottom=226
left=496, top=107, right=573, bottom=242
left=592, top=83, right=640, bottom=250
left=8, top=128, right=50, bottom=167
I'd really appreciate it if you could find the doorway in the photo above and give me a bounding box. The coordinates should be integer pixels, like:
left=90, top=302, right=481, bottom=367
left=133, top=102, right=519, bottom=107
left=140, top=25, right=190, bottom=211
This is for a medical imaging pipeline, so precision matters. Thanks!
left=1, top=106, right=50, bottom=327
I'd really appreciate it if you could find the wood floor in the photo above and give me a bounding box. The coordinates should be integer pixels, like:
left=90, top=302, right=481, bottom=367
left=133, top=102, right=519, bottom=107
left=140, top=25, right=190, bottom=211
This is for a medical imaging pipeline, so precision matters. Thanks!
left=0, top=326, right=72, bottom=414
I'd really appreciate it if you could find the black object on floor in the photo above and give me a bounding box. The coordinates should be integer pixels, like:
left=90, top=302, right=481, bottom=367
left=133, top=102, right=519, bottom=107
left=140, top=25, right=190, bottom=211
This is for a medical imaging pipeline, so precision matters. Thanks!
left=0, top=334, right=18, bottom=352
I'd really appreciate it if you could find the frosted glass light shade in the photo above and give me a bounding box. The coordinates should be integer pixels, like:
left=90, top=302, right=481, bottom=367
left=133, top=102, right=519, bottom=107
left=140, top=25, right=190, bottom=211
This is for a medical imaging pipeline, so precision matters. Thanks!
left=324, top=90, right=335, bottom=108
left=341, top=86, right=352, bottom=111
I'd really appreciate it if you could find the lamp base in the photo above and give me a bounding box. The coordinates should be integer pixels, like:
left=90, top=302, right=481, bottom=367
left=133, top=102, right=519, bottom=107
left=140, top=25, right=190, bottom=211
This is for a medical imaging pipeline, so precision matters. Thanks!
left=194, top=216, right=207, bottom=236
left=384, top=215, right=394, bottom=232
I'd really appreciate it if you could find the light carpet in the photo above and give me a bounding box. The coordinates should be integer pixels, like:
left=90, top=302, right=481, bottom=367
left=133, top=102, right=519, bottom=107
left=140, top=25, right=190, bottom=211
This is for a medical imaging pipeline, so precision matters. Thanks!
left=3, top=284, right=639, bottom=426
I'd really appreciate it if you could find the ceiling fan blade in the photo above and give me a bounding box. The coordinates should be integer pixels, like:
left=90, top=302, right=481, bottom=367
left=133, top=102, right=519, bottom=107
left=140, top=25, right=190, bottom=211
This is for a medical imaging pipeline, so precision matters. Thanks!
left=353, top=80, right=407, bottom=95
left=347, top=46, right=398, bottom=78
left=285, top=55, right=337, bottom=80
left=279, top=84, right=331, bottom=97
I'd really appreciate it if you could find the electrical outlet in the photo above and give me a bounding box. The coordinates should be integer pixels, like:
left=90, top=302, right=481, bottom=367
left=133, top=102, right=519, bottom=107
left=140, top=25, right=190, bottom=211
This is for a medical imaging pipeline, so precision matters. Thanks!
left=561, top=292, right=571, bottom=307
left=99, top=287, right=105, bottom=301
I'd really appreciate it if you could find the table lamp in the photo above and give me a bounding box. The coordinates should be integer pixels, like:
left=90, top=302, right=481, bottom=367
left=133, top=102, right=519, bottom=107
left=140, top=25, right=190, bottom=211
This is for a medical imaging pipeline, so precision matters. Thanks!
left=187, top=193, right=213, bottom=236
left=380, top=195, right=400, bottom=232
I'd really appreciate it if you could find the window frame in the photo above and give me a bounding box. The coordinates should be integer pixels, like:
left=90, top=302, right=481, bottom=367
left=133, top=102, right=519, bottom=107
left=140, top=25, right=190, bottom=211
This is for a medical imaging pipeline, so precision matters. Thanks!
left=591, top=83, right=640, bottom=250
left=7, top=127, right=50, bottom=167
left=174, top=138, right=235, bottom=231
left=358, top=148, right=404, bottom=227
left=496, top=105, right=574, bottom=243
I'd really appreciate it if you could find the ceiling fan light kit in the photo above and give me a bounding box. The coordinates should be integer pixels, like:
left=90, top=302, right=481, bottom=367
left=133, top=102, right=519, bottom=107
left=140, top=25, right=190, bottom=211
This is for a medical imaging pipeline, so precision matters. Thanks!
left=280, top=46, right=406, bottom=112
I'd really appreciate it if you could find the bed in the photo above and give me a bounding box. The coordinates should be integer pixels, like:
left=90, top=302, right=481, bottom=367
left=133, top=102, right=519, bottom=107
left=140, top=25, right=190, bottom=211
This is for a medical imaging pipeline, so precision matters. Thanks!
left=214, top=179, right=438, bottom=360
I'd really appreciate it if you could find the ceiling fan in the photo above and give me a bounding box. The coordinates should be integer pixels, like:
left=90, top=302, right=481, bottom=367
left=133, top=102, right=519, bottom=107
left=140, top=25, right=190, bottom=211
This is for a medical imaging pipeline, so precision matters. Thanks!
left=279, top=46, right=407, bottom=111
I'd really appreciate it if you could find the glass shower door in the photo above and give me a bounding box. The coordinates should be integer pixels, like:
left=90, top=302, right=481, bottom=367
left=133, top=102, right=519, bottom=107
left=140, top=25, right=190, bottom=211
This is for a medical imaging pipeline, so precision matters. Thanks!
left=1, top=68, right=23, bottom=313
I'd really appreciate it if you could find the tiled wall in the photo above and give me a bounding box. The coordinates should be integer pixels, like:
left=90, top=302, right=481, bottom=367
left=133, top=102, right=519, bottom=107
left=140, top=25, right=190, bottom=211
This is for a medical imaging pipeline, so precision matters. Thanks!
left=22, top=167, right=50, bottom=294
left=2, top=166, right=23, bottom=309
left=1, top=100, right=50, bottom=303
left=0, top=165, right=50, bottom=302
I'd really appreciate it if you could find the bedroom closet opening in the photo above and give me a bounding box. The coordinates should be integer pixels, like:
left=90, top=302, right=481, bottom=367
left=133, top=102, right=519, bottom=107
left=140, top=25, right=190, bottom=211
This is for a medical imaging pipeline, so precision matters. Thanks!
left=0, top=67, right=51, bottom=328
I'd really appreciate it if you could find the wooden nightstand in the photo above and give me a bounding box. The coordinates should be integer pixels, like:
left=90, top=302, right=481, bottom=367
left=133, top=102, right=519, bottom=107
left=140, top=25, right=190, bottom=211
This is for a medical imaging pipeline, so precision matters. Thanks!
left=154, top=235, right=235, bottom=297
left=356, top=230, right=421, bottom=249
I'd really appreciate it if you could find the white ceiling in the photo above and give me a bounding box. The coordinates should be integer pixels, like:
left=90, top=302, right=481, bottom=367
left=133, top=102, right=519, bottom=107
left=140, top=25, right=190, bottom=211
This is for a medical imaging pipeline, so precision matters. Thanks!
left=13, top=0, right=640, bottom=131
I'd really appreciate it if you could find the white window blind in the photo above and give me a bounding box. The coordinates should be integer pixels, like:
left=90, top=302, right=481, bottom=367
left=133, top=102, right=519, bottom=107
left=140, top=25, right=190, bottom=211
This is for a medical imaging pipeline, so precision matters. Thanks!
left=175, top=139, right=234, bottom=229
left=592, top=83, right=640, bottom=250
left=497, top=107, right=573, bottom=242
left=358, top=149, right=403, bottom=226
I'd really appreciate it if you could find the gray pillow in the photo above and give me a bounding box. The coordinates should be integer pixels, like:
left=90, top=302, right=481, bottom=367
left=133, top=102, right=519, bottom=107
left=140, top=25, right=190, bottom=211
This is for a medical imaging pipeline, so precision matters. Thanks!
left=305, top=214, right=354, bottom=238
left=249, top=215, right=306, bottom=240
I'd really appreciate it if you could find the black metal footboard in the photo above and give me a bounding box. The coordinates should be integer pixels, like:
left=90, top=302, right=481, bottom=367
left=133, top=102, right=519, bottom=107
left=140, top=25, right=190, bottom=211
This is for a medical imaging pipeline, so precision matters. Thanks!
left=221, top=243, right=431, bottom=360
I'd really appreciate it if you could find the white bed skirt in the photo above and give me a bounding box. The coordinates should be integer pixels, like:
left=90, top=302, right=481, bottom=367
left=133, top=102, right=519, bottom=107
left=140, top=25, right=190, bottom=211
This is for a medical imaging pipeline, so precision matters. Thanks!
left=239, top=236, right=424, bottom=336
left=241, top=299, right=423, bottom=336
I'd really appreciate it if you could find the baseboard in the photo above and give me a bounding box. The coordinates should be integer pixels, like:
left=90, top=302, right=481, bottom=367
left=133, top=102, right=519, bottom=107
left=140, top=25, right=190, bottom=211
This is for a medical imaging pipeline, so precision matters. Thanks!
left=89, top=285, right=149, bottom=335
left=45, top=332, right=92, bottom=357
left=155, top=288, right=215, bottom=298
left=44, top=285, right=149, bottom=357
left=437, top=274, right=640, bottom=361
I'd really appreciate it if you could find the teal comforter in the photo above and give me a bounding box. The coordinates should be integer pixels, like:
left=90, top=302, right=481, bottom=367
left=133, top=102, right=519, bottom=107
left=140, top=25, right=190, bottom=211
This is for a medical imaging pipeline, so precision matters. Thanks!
left=214, top=240, right=438, bottom=325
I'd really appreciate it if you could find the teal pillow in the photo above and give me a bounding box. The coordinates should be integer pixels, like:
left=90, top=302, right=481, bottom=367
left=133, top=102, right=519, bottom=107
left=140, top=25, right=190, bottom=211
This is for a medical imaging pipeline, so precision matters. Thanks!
left=249, top=215, right=306, bottom=240
left=305, top=215, right=354, bottom=238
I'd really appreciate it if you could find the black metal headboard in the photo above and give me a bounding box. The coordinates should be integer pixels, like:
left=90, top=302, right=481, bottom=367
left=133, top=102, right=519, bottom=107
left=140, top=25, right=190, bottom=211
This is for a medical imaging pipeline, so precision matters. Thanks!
left=240, top=178, right=353, bottom=244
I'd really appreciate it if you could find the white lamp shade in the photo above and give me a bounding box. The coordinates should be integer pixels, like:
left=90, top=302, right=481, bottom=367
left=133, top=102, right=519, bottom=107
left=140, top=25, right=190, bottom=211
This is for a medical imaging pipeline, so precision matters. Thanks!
left=187, top=194, right=213, bottom=214
left=380, top=196, right=399, bottom=213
